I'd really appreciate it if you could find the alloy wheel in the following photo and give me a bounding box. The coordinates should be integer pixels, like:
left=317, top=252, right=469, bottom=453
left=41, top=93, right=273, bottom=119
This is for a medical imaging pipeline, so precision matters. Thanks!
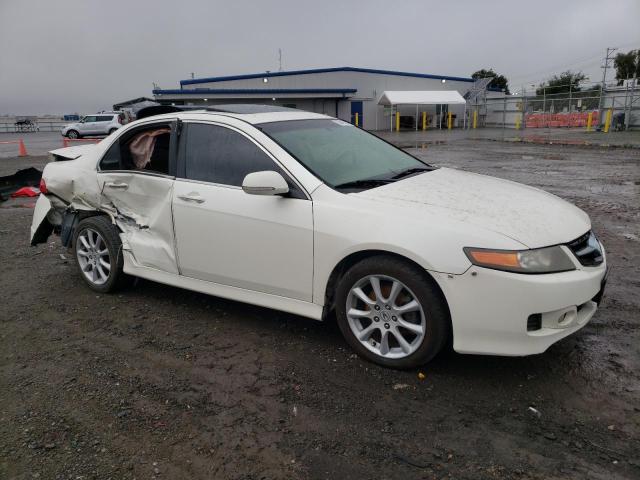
left=76, top=228, right=111, bottom=285
left=346, top=274, right=426, bottom=359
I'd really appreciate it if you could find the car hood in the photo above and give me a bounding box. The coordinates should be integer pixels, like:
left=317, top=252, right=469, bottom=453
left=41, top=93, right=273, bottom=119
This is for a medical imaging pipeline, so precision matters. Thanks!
left=355, top=167, right=590, bottom=249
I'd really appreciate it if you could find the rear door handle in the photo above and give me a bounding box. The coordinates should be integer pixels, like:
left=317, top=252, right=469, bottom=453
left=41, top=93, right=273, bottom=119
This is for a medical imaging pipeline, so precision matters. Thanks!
left=105, top=181, right=128, bottom=190
left=178, top=193, right=205, bottom=204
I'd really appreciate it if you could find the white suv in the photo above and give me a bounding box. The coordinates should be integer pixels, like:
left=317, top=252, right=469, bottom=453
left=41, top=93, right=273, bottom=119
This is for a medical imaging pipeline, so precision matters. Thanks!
left=61, top=112, right=126, bottom=139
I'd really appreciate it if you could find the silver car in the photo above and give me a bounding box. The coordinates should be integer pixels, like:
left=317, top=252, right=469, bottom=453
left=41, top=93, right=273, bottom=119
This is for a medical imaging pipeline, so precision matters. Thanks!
left=61, top=112, right=126, bottom=139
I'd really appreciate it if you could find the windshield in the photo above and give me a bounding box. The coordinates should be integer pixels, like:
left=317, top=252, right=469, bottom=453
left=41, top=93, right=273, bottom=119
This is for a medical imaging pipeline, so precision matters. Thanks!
left=259, top=119, right=432, bottom=190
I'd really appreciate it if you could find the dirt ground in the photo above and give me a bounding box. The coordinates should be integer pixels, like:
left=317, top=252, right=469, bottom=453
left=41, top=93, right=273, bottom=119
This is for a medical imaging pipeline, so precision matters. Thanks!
left=1, top=139, right=639, bottom=480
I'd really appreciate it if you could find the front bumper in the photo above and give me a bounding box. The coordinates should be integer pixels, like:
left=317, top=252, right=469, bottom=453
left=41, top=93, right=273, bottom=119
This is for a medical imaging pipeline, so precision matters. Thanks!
left=432, top=251, right=607, bottom=356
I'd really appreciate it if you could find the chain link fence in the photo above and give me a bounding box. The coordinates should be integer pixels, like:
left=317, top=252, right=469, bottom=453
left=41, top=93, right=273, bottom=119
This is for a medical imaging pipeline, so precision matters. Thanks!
left=467, top=80, right=639, bottom=131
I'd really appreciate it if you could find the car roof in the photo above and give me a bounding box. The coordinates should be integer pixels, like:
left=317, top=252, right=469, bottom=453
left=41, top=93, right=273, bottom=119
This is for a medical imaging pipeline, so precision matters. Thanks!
left=136, top=104, right=331, bottom=125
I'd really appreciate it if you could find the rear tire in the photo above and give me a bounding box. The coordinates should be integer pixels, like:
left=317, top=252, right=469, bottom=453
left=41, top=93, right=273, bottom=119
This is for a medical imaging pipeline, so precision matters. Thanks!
left=73, top=216, right=131, bottom=293
left=108, top=128, right=117, bottom=135
left=335, top=255, right=450, bottom=369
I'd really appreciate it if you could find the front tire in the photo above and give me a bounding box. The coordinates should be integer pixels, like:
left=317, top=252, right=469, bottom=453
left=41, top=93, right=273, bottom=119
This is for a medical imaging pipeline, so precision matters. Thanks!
left=67, top=130, right=80, bottom=139
left=73, top=216, right=130, bottom=293
left=335, top=255, right=450, bottom=369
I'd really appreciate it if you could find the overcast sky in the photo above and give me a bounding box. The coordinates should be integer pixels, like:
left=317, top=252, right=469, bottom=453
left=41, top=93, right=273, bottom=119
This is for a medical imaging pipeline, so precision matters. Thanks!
left=1, top=0, right=638, bottom=115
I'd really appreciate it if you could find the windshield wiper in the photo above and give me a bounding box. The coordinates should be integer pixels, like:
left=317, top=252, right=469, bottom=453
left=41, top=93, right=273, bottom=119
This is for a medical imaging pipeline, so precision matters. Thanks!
left=334, top=178, right=394, bottom=190
left=390, top=166, right=431, bottom=180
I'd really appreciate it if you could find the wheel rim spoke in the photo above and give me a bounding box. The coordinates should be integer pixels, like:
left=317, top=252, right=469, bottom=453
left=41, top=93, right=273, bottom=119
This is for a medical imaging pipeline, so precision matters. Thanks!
left=357, top=323, right=377, bottom=341
left=395, top=299, right=420, bottom=313
left=97, top=264, right=108, bottom=282
left=348, top=307, right=370, bottom=319
left=391, top=329, right=412, bottom=354
left=379, top=330, right=390, bottom=355
left=397, top=318, right=423, bottom=335
left=79, top=236, right=91, bottom=251
left=369, top=276, right=383, bottom=302
left=387, top=280, right=402, bottom=305
left=352, top=287, right=375, bottom=306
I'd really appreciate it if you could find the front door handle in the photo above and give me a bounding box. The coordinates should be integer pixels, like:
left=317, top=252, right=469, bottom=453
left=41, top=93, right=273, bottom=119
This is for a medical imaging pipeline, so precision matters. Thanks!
left=105, top=181, right=129, bottom=190
left=178, top=193, right=205, bottom=204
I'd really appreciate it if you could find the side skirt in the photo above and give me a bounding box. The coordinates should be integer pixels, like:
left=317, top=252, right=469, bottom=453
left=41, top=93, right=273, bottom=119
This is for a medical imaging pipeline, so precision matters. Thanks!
left=123, top=251, right=324, bottom=321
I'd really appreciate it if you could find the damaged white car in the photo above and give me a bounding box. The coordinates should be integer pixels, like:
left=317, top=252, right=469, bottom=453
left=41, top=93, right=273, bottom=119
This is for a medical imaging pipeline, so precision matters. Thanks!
left=31, top=105, right=607, bottom=368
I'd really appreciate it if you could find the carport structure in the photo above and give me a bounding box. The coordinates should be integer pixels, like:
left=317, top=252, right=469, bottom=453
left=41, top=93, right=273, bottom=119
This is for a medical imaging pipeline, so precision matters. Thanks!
left=378, top=90, right=467, bottom=131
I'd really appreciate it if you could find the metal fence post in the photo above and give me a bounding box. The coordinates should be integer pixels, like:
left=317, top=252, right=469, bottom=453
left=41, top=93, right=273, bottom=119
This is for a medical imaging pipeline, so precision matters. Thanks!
left=626, top=76, right=637, bottom=130
left=502, top=97, right=506, bottom=130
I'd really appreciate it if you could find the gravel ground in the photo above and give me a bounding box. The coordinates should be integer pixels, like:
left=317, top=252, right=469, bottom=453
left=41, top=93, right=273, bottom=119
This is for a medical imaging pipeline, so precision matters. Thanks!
left=0, top=139, right=639, bottom=480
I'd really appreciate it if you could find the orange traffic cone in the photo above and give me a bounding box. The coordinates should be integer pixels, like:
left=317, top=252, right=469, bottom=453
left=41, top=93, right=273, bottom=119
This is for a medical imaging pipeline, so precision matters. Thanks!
left=18, top=139, right=27, bottom=157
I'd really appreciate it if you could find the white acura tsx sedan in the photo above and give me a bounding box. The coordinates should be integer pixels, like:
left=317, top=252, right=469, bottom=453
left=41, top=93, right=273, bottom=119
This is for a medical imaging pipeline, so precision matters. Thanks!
left=30, top=104, right=607, bottom=368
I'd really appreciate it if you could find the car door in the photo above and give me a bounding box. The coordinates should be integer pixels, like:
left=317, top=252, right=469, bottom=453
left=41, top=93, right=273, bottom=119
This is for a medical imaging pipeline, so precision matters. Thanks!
left=97, top=120, right=179, bottom=274
left=79, top=115, right=97, bottom=135
left=172, top=121, right=314, bottom=302
left=95, top=115, right=113, bottom=134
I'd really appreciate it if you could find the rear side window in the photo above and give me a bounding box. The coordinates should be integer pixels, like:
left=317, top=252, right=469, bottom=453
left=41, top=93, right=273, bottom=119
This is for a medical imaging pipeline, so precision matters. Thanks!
left=183, top=123, right=278, bottom=186
left=96, top=115, right=114, bottom=122
left=99, top=123, right=172, bottom=175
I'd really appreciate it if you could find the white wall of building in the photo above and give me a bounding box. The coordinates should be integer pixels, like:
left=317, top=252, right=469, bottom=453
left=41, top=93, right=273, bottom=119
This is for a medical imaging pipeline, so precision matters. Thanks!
left=160, top=69, right=475, bottom=130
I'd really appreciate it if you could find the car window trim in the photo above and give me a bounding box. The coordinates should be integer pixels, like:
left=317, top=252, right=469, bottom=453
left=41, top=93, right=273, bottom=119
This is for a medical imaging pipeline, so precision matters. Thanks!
left=177, top=120, right=311, bottom=200
left=96, top=119, right=178, bottom=178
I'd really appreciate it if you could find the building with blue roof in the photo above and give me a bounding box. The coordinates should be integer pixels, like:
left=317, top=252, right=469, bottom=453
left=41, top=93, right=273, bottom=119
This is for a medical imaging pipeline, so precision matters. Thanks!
left=153, top=67, right=483, bottom=130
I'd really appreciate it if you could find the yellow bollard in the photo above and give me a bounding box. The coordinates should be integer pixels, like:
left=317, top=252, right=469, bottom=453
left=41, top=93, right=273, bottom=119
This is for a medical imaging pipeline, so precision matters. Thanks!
left=447, top=111, right=452, bottom=130
left=396, top=111, right=400, bottom=132
left=515, top=116, right=521, bottom=130
left=586, top=112, right=593, bottom=132
left=473, top=110, right=478, bottom=129
left=354, top=112, right=359, bottom=127
left=422, top=111, right=427, bottom=131
left=603, top=108, right=613, bottom=133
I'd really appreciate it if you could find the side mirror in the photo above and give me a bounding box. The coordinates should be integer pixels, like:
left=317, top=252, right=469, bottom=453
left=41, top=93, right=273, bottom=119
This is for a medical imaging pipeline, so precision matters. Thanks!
left=242, top=171, right=289, bottom=196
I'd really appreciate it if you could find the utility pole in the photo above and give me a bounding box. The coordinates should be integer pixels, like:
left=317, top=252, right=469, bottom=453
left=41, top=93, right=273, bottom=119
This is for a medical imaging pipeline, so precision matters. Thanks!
left=278, top=48, right=283, bottom=72
left=598, top=47, right=617, bottom=124
left=625, top=74, right=637, bottom=131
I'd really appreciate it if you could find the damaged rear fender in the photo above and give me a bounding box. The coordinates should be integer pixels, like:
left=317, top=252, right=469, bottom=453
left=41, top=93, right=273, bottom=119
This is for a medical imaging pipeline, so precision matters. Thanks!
left=30, top=195, right=54, bottom=245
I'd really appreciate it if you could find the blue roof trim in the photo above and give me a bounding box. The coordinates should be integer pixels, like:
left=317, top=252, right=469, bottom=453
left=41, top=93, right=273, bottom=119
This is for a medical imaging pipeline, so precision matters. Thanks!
left=179, top=67, right=474, bottom=86
left=153, top=88, right=357, bottom=95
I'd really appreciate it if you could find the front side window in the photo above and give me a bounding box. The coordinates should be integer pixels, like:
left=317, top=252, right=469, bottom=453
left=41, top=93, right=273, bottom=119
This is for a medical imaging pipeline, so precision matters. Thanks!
left=183, top=123, right=280, bottom=186
left=83, top=116, right=97, bottom=123
left=260, top=119, right=432, bottom=190
left=99, top=123, right=172, bottom=175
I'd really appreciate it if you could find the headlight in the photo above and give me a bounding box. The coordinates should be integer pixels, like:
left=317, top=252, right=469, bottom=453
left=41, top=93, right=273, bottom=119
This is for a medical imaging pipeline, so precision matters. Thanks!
left=463, top=245, right=576, bottom=274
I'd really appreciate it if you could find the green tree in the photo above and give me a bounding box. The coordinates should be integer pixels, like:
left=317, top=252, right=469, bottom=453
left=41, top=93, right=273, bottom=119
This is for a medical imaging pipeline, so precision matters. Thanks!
left=613, top=49, right=640, bottom=85
left=536, top=71, right=587, bottom=95
left=471, top=69, right=510, bottom=94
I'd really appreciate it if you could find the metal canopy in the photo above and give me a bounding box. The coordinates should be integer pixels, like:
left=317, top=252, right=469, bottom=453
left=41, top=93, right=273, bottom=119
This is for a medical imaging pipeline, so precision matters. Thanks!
left=378, top=90, right=466, bottom=105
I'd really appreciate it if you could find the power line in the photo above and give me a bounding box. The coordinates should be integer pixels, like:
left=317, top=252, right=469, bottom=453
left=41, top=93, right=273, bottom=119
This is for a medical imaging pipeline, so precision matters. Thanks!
left=507, top=40, right=639, bottom=86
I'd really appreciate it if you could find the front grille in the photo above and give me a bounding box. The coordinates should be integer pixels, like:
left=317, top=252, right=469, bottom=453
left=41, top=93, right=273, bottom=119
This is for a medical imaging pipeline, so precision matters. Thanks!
left=566, top=231, right=603, bottom=267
